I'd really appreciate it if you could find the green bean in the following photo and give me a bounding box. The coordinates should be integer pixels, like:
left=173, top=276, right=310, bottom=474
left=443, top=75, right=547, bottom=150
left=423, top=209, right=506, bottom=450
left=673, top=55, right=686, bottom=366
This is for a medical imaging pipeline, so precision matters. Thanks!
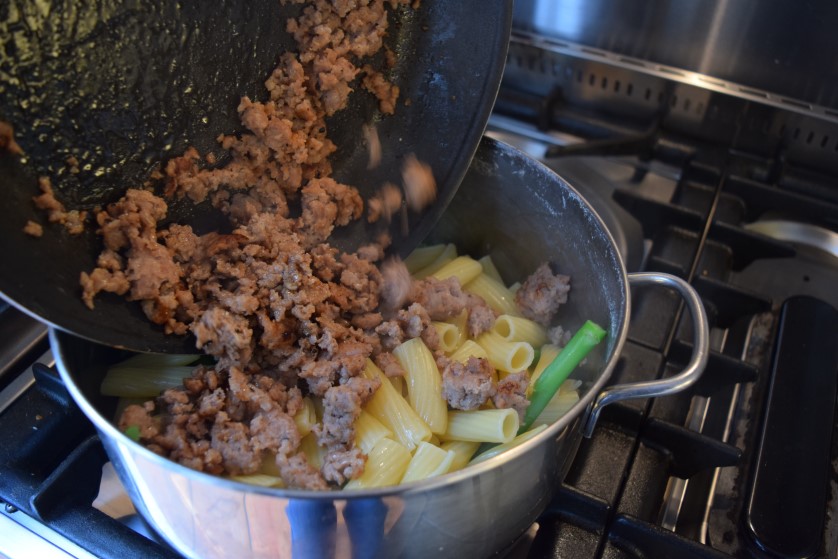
left=520, top=320, right=606, bottom=432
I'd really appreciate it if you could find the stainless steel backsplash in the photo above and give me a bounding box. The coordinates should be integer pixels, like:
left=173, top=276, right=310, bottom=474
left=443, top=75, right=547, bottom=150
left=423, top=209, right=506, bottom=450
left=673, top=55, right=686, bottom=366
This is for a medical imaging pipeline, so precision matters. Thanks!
left=512, top=0, right=838, bottom=110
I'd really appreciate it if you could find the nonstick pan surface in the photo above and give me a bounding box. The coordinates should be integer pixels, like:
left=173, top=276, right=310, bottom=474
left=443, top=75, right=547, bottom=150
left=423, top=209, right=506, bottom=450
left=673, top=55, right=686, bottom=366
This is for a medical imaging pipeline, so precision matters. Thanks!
left=0, top=1, right=512, bottom=353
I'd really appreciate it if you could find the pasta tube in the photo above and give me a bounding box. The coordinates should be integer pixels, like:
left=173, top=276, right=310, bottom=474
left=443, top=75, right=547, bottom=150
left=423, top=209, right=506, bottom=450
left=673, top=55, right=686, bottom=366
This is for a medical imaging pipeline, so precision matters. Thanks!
left=404, top=244, right=448, bottom=274
left=393, top=338, right=448, bottom=435
left=464, top=273, right=519, bottom=316
left=361, top=360, right=432, bottom=451
left=111, top=353, right=198, bottom=368
left=478, top=254, right=504, bottom=284
left=400, top=442, right=456, bottom=483
left=475, top=331, right=534, bottom=373
left=259, top=451, right=281, bottom=477
left=441, top=409, right=519, bottom=444
left=431, top=255, right=483, bottom=286
left=101, top=365, right=196, bottom=398
left=448, top=339, right=489, bottom=364
left=433, top=321, right=462, bottom=353
left=294, top=397, right=317, bottom=437
left=530, top=344, right=561, bottom=382
left=231, top=474, right=285, bottom=488
left=299, top=434, right=324, bottom=470
left=413, top=243, right=457, bottom=279
left=354, top=410, right=394, bottom=454
left=531, top=390, right=580, bottom=428
left=389, top=374, right=405, bottom=396
left=446, top=310, right=468, bottom=346
left=441, top=440, right=481, bottom=472
left=344, top=438, right=411, bottom=489
left=493, top=315, right=548, bottom=348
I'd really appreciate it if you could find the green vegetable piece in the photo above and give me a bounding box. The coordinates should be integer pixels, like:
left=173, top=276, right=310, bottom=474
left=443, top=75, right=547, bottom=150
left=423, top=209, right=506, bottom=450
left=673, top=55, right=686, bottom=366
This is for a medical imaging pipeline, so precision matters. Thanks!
left=124, top=425, right=141, bottom=442
left=520, top=320, right=606, bottom=432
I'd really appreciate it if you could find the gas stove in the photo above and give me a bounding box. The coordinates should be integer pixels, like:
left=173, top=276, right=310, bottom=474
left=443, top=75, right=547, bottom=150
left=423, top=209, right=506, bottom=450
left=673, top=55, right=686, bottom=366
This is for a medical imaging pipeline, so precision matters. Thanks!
left=3, top=9, right=838, bottom=559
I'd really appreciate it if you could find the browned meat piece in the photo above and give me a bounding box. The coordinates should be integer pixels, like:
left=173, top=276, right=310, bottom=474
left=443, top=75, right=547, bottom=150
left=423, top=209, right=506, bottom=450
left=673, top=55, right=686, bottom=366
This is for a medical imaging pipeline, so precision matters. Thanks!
left=361, top=65, right=399, bottom=114
left=32, top=177, right=87, bottom=235
left=367, top=182, right=402, bottom=223
left=0, top=120, right=23, bottom=155
left=250, top=408, right=300, bottom=455
left=401, top=154, right=436, bottom=212
left=338, top=253, right=381, bottom=312
left=374, top=319, right=404, bottom=351
left=410, top=276, right=469, bottom=320
left=297, top=177, right=363, bottom=248
left=315, top=375, right=380, bottom=484
left=514, top=263, right=571, bottom=326
left=362, top=123, right=382, bottom=169
left=96, top=188, right=168, bottom=252
left=22, top=220, right=44, bottom=237
left=548, top=324, right=573, bottom=347
left=379, top=257, right=412, bottom=310
left=465, top=294, right=497, bottom=337
left=211, top=420, right=261, bottom=476
left=322, top=447, right=366, bottom=485
left=356, top=242, right=385, bottom=263
left=118, top=401, right=160, bottom=439
left=276, top=451, right=329, bottom=491
left=191, top=307, right=253, bottom=369
left=351, top=311, right=383, bottom=330
left=441, top=356, right=496, bottom=410
left=493, top=372, right=531, bottom=423
left=79, top=268, right=131, bottom=309
left=317, top=376, right=380, bottom=449
left=373, top=351, right=405, bottom=377
left=125, top=237, right=181, bottom=301
left=397, top=302, right=431, bottom=339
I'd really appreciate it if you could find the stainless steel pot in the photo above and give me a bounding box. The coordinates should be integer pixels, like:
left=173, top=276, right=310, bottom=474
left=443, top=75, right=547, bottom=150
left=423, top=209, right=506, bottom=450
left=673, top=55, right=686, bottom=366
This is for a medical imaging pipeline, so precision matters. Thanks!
left=51, top=136, right=709, bottom=559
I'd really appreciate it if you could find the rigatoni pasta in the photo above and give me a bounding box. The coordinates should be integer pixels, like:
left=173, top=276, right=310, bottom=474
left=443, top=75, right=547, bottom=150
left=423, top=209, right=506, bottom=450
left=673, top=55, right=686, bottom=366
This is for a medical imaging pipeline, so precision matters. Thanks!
left=441, top=408, right=519, bottom=444
left=463, top=272, right=519, bottom=316
left=361, top=360, right=432, bottom=451
left=294, top=397, right=318, bottom=437
left=448, top=339, right=490, bottom=364
left=475, top=331, right=535, bottom=373
left=412, top=243, right=457, bottom=279
left=441, top=440, right=481, bottom=472
left=493, top=314, right=549, bottom=348
left=477, top=254, right=504, bottom=284
left=433, top=321, right=462, bottom=353
left=355, top=410, right=394, bottom=454
left=404, top=244, right=448, bottom=274
left=431, top=255, right=483, bottom=285
left=344, top=438, right=412, bottom=489
left=400, top=442, right=455, bottom=483
left=393, top=338, right=448, bottom=435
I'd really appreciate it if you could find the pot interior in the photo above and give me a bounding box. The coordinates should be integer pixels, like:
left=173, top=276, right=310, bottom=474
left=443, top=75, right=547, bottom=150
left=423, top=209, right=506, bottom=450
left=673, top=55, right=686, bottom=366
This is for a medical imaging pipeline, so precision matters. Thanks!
left=427, top=136, right=628, bottom=392
left=54, top=135, right=629, bottom=471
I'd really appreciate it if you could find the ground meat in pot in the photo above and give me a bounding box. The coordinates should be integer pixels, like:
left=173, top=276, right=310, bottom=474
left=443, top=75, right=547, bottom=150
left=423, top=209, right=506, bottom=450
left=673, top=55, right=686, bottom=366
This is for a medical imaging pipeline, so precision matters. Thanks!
left=514, top=262, right=571, bottom=326
left=440, top=356, right=496, bottom=410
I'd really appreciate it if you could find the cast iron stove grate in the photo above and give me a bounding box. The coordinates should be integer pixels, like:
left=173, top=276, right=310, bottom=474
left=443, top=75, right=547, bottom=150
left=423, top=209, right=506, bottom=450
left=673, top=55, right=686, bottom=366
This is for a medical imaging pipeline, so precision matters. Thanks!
left=489, top=35, right=838, bottom=559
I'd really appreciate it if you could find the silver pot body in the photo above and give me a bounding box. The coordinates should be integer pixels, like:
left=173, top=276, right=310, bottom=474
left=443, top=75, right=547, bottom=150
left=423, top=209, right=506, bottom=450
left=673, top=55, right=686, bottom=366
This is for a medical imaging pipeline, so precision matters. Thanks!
left=51, top=136, right=708, bottom=558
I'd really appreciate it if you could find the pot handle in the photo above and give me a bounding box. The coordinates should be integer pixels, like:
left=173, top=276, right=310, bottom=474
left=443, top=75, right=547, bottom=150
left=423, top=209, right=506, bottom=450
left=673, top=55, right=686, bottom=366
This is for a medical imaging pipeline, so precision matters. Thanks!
left=582, top=272, right=710, bottom=437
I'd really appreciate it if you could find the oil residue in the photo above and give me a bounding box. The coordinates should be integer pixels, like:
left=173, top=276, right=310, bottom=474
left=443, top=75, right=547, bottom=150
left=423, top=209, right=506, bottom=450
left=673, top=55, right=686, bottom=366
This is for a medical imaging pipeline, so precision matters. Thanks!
left=0, top=0, right=287, bottom=207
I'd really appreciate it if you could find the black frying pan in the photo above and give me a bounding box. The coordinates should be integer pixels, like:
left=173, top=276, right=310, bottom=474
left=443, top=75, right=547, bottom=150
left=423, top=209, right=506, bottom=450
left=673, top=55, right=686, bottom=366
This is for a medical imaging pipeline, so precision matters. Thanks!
left=0, top=1, right=512, bottom=354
